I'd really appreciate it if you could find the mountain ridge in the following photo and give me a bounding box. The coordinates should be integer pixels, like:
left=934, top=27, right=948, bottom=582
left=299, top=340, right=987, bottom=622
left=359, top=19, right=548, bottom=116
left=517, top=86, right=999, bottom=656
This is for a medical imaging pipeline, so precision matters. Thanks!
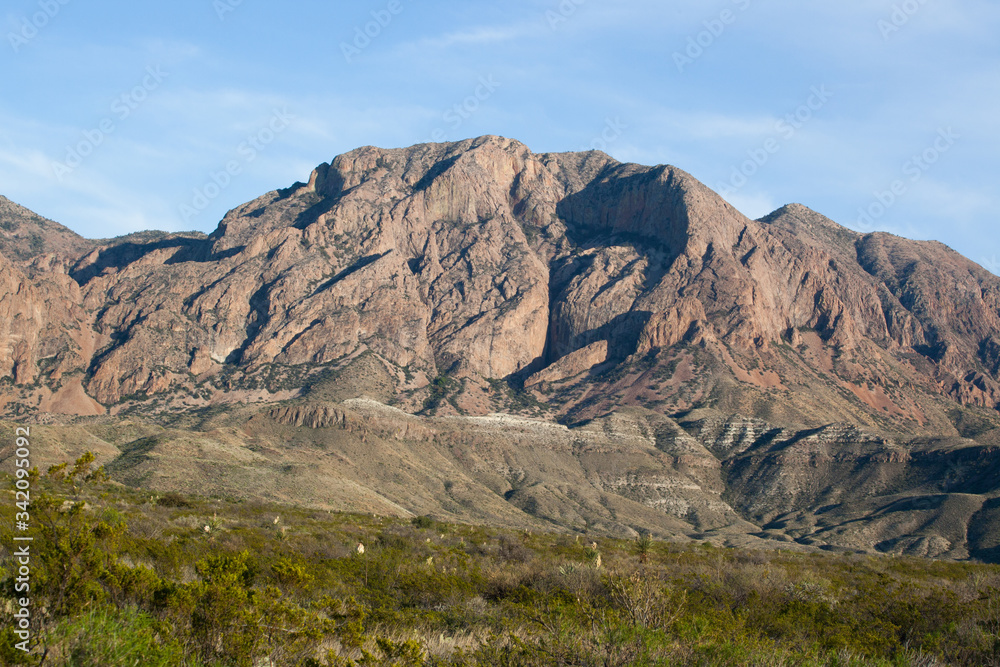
left=2, top=135, right=999, bottom=558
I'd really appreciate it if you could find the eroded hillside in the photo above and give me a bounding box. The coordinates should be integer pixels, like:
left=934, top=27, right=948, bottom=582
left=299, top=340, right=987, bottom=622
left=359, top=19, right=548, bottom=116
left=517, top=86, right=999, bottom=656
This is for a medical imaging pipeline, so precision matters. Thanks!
left=2, top=137, right=999, bottom=557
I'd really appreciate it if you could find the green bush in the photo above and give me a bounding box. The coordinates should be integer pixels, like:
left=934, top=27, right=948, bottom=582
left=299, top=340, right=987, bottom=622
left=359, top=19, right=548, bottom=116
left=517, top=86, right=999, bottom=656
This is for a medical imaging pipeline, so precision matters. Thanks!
left=51, top=606, right=195, bottom=667
left=156, top=491, right=192, bottom=508
left=3, top=452, right=1000, bottom=666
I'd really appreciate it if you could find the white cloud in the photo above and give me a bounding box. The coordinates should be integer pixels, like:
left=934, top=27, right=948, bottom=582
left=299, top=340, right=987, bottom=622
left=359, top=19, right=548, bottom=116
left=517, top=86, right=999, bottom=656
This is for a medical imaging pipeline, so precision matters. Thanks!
left=413, top=24, right=540, bottom=49
left=0, top=146, right=54, bottom=182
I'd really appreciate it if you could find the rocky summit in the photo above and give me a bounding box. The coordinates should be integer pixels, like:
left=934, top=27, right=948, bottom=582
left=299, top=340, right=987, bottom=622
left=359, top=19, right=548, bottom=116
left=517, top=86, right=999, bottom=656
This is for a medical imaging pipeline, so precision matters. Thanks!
left=2, top=136, right=1000, bottom=559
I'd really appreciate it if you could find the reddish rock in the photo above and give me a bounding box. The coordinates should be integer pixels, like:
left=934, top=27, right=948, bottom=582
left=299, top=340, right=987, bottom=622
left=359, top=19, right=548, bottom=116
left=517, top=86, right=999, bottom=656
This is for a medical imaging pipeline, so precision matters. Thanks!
left=0, top=138, right=997, bottom=435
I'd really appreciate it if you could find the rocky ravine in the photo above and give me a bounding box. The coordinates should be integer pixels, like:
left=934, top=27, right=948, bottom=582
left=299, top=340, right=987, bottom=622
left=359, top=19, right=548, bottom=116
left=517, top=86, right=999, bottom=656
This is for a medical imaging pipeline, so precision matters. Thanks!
left=1, top=136, right=999, bottom=558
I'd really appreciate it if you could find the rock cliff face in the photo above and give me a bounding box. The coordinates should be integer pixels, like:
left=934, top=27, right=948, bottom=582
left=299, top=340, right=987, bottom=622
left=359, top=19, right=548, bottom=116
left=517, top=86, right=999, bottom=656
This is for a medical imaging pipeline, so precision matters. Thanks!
left=2, top=137, right=1000, bottom=557
left=5, top=136, right=999, bottom=428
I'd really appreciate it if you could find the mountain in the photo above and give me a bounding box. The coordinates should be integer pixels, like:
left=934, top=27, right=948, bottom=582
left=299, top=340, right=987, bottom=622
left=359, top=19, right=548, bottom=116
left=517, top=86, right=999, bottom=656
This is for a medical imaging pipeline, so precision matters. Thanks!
left=2, top=136, right=1000, bottom=559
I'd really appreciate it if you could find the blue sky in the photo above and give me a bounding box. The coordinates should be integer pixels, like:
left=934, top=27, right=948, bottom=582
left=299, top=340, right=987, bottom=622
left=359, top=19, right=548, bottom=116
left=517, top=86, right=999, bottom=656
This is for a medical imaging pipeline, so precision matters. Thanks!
left=2, top=0, right=998, bottom=274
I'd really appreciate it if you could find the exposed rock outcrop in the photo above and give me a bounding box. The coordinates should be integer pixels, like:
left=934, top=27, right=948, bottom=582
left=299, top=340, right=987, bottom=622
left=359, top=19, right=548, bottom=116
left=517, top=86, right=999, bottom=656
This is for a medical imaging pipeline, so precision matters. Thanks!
left=2, top=137, right=1000, bottom=557
left=3, top=138, right=998, bottom=432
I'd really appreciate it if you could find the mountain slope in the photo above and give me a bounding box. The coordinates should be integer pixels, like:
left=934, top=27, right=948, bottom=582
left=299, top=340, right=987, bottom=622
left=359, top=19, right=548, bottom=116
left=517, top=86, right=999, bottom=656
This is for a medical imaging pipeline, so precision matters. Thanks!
left=2, top=136, right=999, bottom=557
left=5, top=136, right=998, bottom=430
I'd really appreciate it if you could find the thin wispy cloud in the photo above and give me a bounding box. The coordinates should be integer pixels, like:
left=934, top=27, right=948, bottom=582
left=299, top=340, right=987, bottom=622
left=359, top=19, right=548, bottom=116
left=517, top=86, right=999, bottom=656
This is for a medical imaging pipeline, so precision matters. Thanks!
left=653, top=111, right=783, bottom=142
left=412, top=24, right=539, bottom=50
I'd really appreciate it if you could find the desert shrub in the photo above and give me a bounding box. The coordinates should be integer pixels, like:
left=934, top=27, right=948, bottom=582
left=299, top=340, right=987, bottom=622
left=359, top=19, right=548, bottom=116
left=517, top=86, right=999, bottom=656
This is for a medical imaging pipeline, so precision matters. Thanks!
left=606, top=569, right=686, bottom=628
left=102, top=561, right=164, bottom=608
left=5, top=455, right=126, bottom=626
left=49, top=606, right=194, bottom=667
left=5, top=452, right=1000, bottom=666
left=157, top=491, right=192, bottom=508
left=497, top=535, right=532, bottom=564
left=395, top=563, right=483, bottom=611
left=634, top=532, right=653, bottom=564
left=187, top=551, right=263, bottom=666
left=271, top=556, right=315, bottom=596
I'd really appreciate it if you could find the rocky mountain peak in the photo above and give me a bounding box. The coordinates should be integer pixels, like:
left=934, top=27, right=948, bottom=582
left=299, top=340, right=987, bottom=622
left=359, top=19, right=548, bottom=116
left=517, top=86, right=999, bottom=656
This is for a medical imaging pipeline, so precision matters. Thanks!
left=0, top=136, right=997, bottom=436
left=0, top=195, right=93, bottom=266
left=3, top=137, right=1000, bottom=558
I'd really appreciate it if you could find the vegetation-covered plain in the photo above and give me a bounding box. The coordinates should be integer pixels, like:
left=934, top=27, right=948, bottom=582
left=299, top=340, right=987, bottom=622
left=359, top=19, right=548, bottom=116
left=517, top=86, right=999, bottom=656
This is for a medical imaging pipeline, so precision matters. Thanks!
left=3, top=454, right=1000, bottom=666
